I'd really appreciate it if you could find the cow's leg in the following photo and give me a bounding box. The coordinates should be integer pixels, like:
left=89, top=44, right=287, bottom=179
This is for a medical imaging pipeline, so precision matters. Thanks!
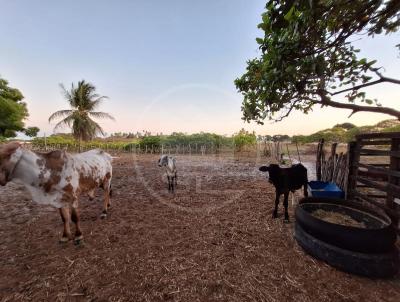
left=167, top=176, right=170, bottom=191
left=106, top=184, right=112, bottom=209
left=170, top=175, right=175, bottom=193
left=167, top=176, right=171, bottom=192
left=303, top=182, right=308, bottom=197
left=272, top=191, right=280, bottom=218
left=283, top=192, right=290, bottom=222
left=59, top=207, right=72, bottom=243
left=291, top=191, right=296, bottom=206
left=175, top=172, right=178, bottom=187
left=71, top=206, right=83, bottom=244
left=101, top=177, right=111, bottom=219
left=108, top=184, right=113, bottom=208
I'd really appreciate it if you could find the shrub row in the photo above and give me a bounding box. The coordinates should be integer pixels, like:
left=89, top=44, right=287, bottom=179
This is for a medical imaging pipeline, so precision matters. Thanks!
left=31, top=132, right=257, bottom=151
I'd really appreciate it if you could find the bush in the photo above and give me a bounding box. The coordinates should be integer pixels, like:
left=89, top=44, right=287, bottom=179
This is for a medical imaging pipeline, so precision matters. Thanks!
left=139, top=136, right=161, bottom=150
left=233, top=129, right=256, bottom=151
left=123, top=142, right=139, bottom=151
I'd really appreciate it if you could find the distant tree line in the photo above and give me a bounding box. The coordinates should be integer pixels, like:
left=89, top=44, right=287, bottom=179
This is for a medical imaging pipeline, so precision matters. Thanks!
left=32, top=129, right=258, bottom=152
left=34, top=119, right=400, bottom=150
left=292, top=120, right=400, bottom=143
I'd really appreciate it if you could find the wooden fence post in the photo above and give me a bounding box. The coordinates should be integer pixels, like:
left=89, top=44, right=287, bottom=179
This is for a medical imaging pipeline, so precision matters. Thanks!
left=346, top=140, right=359, bottom=200
left=44, top=133, right=47, bottom=151
left=388, top=138, right=400, bottom=210
left=329, top=143, right=338, bottom=182
left=276, top=142, right=280, bottom=162
left=295, top=141, right=301, bottom=163
left=286, top=144, right=292, bottom=164
left=316, top=139, right=324, bottom=181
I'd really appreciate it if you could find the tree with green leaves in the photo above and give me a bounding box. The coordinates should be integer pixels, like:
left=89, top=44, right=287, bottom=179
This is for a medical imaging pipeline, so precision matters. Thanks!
left=0, top=77, right=29, bottom=138
left=233, top=128, right=257, bottom=150
left=49, top=80, right=114, bottom=150
left=24, top=126, right=40, bottom=137
left=235, top=0, right=400, bottom=124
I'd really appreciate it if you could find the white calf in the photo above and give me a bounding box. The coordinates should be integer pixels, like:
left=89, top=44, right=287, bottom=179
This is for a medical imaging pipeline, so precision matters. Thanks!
left=158, top=155, right=177, bottom=192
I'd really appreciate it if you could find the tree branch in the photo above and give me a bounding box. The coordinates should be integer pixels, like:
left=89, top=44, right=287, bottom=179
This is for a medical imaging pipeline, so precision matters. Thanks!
left=330, top=78, right=385, bottom=96
left=330, top=73, right=400, bottom=96
left=274, top=105, right=295, bottom=122
left=374, top=70, right=400, bottom=85
left=318, top=93, right=400, bottom=119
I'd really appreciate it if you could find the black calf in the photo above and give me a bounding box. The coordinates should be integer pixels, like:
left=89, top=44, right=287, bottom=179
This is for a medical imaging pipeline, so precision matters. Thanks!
left=259, top=163, right=308, bottom=222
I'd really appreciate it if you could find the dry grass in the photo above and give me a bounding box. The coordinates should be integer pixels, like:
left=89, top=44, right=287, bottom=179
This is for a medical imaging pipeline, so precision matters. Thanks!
left=0, top=154, right=399, bottom=302
left=311, top=209, right=367, bottom=228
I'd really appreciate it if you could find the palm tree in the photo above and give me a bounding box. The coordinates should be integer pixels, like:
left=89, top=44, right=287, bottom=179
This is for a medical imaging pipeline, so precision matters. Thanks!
left=49, top=80, right=114, bottom=151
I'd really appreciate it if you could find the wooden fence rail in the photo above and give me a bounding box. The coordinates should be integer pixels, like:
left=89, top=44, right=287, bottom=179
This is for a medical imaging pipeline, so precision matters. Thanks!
left=346, top=132, right=400, bottom=231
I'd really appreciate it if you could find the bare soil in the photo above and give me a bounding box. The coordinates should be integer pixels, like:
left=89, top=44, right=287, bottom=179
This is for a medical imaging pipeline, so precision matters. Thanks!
left=0, top=154, right=399, bottom=302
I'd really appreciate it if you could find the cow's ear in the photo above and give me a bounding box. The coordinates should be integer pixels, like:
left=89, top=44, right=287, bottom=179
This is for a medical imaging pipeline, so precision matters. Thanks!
left=259, top=166, right=269, bottom=172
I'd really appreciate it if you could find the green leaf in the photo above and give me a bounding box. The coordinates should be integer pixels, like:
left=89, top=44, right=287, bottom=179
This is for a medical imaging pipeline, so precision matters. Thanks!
left=262, top=13, right=269, bottom=24
left=284, top=6, right=295, bottom=21
left=359, top=58, right=367, bottom=65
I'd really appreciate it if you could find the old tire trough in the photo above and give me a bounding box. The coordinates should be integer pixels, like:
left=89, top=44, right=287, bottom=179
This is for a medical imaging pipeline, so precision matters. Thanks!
left=295, top=197, right=399, bottom=278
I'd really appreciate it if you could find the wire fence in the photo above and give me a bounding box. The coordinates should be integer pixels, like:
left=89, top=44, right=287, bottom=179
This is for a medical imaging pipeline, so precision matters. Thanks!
left=28, top=141, right=313, bottom=161
left=30, top=142, right=253, bottom=155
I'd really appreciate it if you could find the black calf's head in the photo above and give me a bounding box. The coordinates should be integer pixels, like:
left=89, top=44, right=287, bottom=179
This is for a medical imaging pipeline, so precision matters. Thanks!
left=259, top=164, right=281, bottom=184
left=259, top=164, right=280, bottom=173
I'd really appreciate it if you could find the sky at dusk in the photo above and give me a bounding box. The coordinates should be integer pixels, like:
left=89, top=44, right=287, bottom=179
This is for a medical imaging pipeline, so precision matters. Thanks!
left=1, top=0, right=400, bottom=137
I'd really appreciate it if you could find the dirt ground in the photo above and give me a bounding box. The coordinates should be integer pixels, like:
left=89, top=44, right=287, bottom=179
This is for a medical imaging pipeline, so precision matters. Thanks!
left=0, top=154, right=399, bottom=302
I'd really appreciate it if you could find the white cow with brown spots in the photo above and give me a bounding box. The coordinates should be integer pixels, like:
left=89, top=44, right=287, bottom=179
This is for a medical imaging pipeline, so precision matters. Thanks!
left=0, top=142, right=112, bottom=244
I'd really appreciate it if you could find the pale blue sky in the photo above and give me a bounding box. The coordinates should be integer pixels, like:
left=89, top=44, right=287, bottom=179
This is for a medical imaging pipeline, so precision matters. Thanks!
left=1, top=0, right=399, bottom=136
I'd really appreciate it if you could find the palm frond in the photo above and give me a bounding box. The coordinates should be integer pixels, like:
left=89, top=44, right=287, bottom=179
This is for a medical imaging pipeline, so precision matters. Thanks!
left=89, top=111, right=115, bottom=120
left=89, top=96, right=109, bottom=110
left=59, top=83, right=71, bottom=100
left=59, top=83, right=74, bottom=107
left=54, top=114, right=75, bottom=131
left=91, top=121, right=105, bottom=137
left=48, top=110, right=74, bottom=122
